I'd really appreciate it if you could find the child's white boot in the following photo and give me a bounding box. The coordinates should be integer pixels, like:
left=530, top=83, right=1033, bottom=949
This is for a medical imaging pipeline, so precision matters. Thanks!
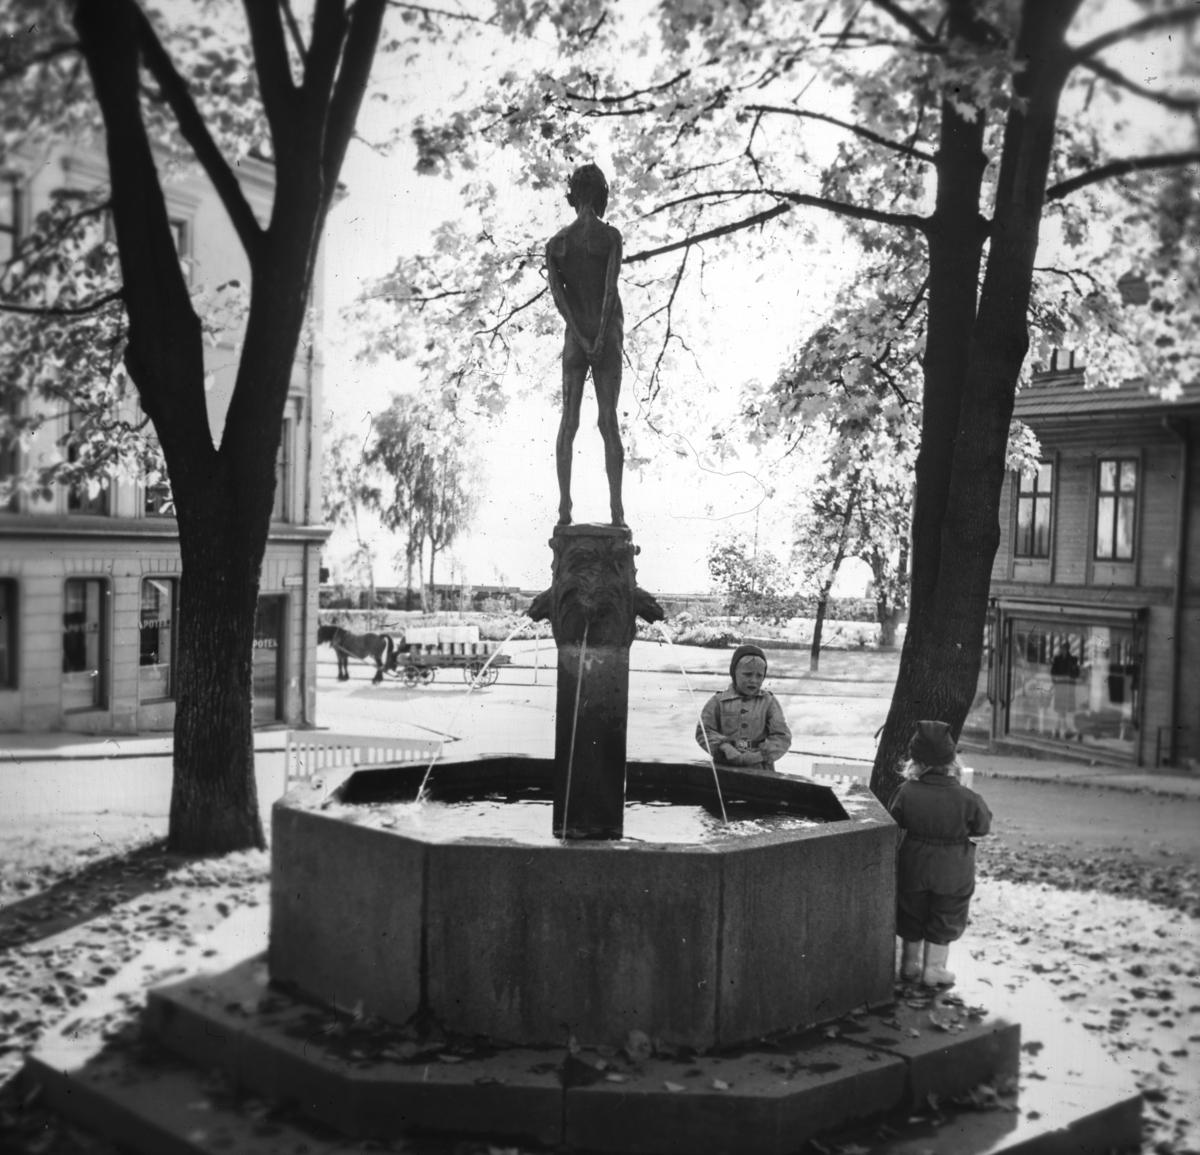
left=899, top=939, right=924, bottom=982
left=922, top=942, right=955, bottom=986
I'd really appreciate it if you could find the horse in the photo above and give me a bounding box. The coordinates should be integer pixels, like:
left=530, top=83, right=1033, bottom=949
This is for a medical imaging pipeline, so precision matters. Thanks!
left=317, top=624, right=395, bottom=684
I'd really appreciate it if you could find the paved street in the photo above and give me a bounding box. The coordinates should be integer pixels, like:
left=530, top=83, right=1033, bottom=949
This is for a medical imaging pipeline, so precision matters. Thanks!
left=3, top=641, right=1199, bottom=876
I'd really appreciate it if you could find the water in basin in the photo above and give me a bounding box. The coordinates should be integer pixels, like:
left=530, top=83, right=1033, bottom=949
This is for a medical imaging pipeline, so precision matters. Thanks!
left=324, top=784, right=828, bottom=846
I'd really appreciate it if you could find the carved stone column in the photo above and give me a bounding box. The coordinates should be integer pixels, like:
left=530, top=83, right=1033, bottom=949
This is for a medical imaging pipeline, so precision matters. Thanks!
left=528, top=524, right=663, bottom=839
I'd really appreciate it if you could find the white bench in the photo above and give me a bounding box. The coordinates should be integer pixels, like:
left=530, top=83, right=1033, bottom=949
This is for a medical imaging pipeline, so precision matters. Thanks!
left=809, top=762, right=974, bottom=789
left=284, top=731, right=443, bottom=787
left=810, top=761, right=873, bottom=786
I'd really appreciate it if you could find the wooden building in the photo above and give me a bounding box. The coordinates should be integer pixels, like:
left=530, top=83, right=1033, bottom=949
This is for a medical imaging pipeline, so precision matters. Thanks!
left=0, top=147, right=328, bottom=734
left=965, top=364, right=1199, bottom=767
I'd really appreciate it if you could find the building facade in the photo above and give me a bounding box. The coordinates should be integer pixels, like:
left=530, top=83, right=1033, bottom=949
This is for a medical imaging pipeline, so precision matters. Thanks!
left=966, top=365, right=1200, bottom=767
left=0, top=147, right=327, bottom=733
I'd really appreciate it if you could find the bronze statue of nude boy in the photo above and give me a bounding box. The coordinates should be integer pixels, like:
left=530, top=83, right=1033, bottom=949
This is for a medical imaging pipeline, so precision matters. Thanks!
left=546, top=164, right=626, bottom=528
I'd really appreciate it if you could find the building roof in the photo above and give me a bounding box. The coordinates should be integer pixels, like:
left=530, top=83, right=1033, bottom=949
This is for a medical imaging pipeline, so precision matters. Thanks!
left=1014, top=371, right=1200, bottom=421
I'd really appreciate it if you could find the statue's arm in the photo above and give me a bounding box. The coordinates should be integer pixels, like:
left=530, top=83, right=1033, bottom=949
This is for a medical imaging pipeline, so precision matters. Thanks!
left=545, top=240, right=589, bottom=350
left=591, top=227, right=623, bottom=361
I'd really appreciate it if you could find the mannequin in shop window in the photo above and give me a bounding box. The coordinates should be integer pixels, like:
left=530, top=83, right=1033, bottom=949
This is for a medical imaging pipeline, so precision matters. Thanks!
left=1050, top=642, right=1080, bottom=740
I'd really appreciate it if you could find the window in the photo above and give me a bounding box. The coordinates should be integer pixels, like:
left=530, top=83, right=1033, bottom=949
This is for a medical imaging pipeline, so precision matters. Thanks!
left=1, top=392, right=18, bottom=513
left=0, top=177, right=19, bottom=263
left=139, top=578, right=177, bottom=700
left=62, top=578, right=107, bottom=711
left=1015, top=462, right=1054, bottom=558
left=253, top=595, right=285, bottom=724
left=144, top=465, right=174, bottom=517
left=1095, top=458, right=1137, bottom=560
left=272, top=419, right=293, bottom=522
left=0, top=580, right=15, bottom=689
left=1007, top=618, right=1139, bottom=759
left=66, top=411, right=109, bottom=515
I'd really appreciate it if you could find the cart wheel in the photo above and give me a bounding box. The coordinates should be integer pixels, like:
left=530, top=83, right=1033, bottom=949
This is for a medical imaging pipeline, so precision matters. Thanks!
left=403, top=665, right=419, bottom=686
left=419, top=668, right=435, bottom=685
left=481, top=665, right=499, bottom=687
left=463, top=662, right=482, bottom=684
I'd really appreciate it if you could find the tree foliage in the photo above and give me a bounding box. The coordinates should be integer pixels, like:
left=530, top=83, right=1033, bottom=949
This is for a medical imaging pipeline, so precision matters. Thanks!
left=707, top=535, right=797, bottom=623
left=357, top=0, right=1200, bottom=795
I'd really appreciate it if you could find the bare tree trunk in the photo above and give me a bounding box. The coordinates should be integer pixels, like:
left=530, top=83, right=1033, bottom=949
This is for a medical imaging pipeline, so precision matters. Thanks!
left=809, top=562, right=841, bottom=674
left=171, top=489, right=264, bottom=852
left=872, top=0, right=1081, bottom=802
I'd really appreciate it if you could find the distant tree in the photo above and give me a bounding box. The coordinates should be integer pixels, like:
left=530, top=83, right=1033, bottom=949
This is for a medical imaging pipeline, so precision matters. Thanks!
left=423, top=447, right=480, bottom=599
left=364, top=395, right=435, bottom=612
left=322, top=421, right=381, bottom=607
left=856, top=477, right=912, bottom=650
left=792, top=474, right=859, bottom=673
left=707, top=535, right=796, bottom=624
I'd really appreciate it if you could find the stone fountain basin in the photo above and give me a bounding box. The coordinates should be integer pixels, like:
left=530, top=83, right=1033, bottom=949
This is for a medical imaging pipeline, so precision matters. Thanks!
left=269, top=757, right=899, bottom=1050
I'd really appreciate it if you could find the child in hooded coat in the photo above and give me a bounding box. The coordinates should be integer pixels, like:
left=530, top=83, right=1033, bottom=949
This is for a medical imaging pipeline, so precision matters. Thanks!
left=696, top=644, right=792, bottom=769
left=890, top=720, right=992, bottom=987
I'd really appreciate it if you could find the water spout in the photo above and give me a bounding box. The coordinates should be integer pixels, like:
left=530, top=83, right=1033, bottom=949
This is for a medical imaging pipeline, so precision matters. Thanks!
left=416, top=618, right=528, bottom=804
left=560, top=620, right=589, bottom=840
left=655, top=622, right=728, bottom=824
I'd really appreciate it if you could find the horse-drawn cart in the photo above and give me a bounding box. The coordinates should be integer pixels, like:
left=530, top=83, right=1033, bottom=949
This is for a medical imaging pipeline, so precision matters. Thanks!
left=388, top=626, right=512, bottom=687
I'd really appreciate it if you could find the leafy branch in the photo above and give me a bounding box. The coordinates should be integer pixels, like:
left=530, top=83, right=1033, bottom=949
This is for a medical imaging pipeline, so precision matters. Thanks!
left=1046, top=150, right=1200, bottom=202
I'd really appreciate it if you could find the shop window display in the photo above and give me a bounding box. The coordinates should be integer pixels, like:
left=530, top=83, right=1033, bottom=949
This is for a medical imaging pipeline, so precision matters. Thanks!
left=1007, top=618, right=1138, bottom=758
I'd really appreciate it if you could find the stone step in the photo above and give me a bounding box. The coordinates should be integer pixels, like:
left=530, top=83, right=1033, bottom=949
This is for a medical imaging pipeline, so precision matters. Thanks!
left=22, top=941, right=1142, bottom=1155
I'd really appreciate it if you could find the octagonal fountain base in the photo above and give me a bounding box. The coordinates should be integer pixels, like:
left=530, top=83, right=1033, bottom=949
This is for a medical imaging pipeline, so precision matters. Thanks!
left=269, top=756, right=898, bottom=1049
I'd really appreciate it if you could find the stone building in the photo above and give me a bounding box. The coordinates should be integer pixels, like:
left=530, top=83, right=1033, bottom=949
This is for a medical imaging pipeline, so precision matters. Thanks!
left=966, top=359, right=1199, bottom=767
left=0, top=147, right=327, bottom=733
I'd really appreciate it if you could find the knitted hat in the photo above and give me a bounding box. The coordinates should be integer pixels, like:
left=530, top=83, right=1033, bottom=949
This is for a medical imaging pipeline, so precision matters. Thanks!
left=909, top=720, right=957, bottom=767
left=730, top=644, right=767, bottom=682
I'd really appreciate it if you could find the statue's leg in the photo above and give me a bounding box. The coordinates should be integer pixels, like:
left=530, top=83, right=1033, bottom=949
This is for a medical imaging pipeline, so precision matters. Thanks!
left=593, top=343, right=626, bottom=528
left=557, top=333, right=588, bottom=526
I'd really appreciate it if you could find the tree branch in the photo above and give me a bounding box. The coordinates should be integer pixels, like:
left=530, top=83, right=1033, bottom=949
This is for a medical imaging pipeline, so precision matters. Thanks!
left=279, top=0, right=308, bottom=63
left=1071, top=7, right=1200, bottom=62
left=476, top=286, right=546, bottom=337
left=625, top=204, right=792, bottom=263
left=305, top=0, right=348, bottom=108
left=1078, top=56, right=1200, bottom=113
left=0, top=40, right=79, bottom=83
left=745, top=104, right=935, bottom=161
left=0, top=288, right=124, bottom=317
left=563, top=69, right=692, bottom=105
left=243, top=0, right=298, bottom=140
left=323, top=0, right=387, bottom=210
left=384, top=1, right=494, bottom=25
left=629, top=189, right=925, bottom=259
left=1046, top=150, right=1200, bottom=201
left=868, top=0, right=936, bottom=44
left=130, top=6, right=265, bottom=259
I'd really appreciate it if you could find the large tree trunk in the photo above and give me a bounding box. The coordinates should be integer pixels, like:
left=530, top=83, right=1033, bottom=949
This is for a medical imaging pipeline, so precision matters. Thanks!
left=872, top=0, right=1081, bottom=801
left=170, top=491, right=265, bottom=852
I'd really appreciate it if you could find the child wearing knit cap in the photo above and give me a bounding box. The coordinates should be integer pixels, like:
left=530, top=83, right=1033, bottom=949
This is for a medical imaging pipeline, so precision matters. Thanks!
left=890, top=720, right=992, bottom=987
left=696, top=644, right=792, bottom=769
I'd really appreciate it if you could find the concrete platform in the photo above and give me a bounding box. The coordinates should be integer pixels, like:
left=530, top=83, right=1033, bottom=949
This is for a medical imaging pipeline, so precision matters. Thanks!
left=22, top=938, right=1142, bottom=1154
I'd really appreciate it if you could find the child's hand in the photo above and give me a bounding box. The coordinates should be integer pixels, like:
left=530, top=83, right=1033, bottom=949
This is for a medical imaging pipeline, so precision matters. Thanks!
left=719, top=743, right=739, bottom=762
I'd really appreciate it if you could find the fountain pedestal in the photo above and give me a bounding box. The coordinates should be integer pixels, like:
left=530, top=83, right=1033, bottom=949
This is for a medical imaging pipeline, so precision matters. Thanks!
left=529, top=523, right=663, bottom=839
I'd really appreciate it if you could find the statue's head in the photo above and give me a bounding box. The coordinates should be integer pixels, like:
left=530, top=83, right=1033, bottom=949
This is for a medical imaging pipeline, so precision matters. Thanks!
left=567, top=164, right=609, bottom=218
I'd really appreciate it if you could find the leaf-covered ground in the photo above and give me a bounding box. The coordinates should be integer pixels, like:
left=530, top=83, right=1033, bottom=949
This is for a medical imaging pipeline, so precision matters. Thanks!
left=0, top=819, right=1197, bottom=1154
